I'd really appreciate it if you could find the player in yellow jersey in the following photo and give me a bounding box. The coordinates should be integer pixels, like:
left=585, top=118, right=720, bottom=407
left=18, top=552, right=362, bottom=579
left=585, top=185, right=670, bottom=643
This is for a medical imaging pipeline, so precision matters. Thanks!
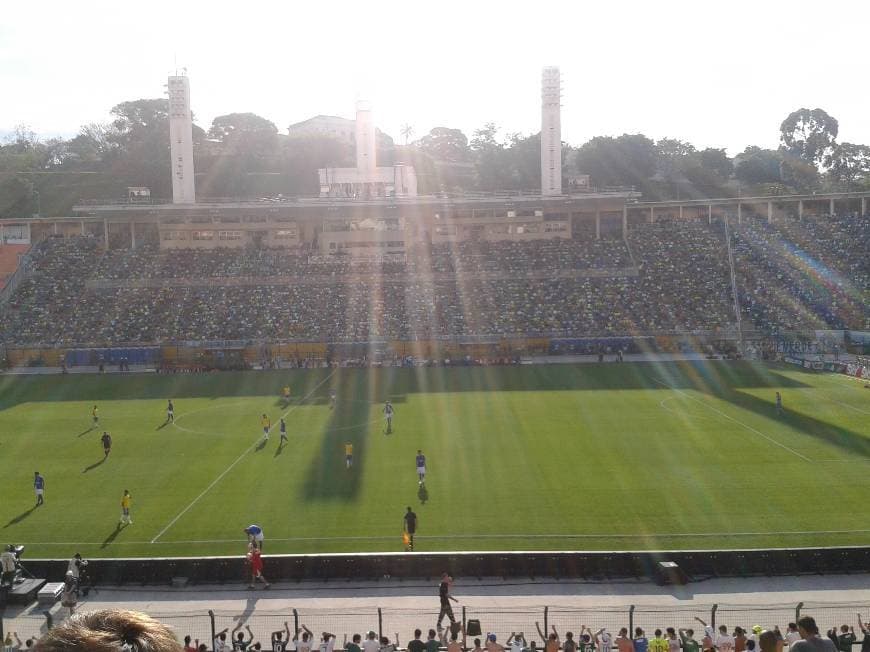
left=261, top=414, right=271, bottom=442
left=282, top=386, right=291, bottom=406
left=119, top=490, right=132, bottom=526
left=345, top=442, right=353, bottom=469
left=91, top=405, right=99, bottom=429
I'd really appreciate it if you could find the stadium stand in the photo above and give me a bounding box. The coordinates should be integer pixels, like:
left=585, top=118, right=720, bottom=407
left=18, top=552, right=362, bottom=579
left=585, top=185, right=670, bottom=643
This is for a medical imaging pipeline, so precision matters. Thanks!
left=0, top=214, right=866, bottom=347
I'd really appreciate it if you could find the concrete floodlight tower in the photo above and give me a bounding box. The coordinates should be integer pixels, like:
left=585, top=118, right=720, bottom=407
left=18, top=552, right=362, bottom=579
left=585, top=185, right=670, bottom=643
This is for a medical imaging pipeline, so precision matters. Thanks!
left=541, top=66, right=562, bottom=196
left=167, top=74, right=195, bottom=204
left=355, top=100, right=377, bottom=174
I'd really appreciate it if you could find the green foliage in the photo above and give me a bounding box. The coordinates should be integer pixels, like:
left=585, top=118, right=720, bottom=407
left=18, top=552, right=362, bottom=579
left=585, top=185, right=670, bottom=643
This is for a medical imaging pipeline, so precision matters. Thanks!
left=779, top=107, right=839, bottom=168
left=574, top=134, right=657, bottom=188
left=828, top=142, right=870, bottom=188
left=0, top=362, right=866, bottom=557
left=734, top=146, right=783, bottom=185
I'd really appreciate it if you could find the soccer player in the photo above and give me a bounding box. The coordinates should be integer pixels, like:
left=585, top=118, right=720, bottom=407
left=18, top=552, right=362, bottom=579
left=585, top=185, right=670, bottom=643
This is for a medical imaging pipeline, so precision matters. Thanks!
left=330, top=391, right=337, bottom=410
left=166, top=400, right=175, bottom=423
left=279, top=418, right=288, bottom=446
left=383, top=400, right=394, bottom=434
left=261, top=413, right=271, bottom=441
left=272, top=623, right=292, bottom=652
left=282, top=386, right=291, bottom=405
left=403, top=507, right=417, bottom=551
left=247, top=546, right=270, bottom=589
left=416, top=450, right=426, bottom=485
left=775, top=391, right=783, bottom=415
left=245, top=524, right=264, bottom=550
left=34, top=471, right=45, bottom=506
left=91, top=405, right=99, bottom=428
left=120, top=490, right=132, bottom=525
left=345, top=442, right=353, bottom=469
left=101, top=431, right=112, bottom=457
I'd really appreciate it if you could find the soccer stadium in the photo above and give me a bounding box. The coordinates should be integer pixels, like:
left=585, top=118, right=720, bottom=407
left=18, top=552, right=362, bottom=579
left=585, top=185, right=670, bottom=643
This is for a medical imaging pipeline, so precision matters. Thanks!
left=1, top=5, right=869, bottom=650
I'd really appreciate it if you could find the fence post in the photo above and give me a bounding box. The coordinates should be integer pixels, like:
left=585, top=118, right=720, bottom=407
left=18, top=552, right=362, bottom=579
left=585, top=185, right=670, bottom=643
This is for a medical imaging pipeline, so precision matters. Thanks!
left=629, top=605, right=635, bottom=636
left=43, top=610, right=53, bottom=631
left=0, top=605, right=5, bottom=643
left=293, top=609, right=299, bottom=635
left=208, top=610, right=216, bottom=652
left=462, top=606, right=467, bottom=639
left=795, top=602, right=803, bottom=623
left=378, top=608, right=383, bottom=641
left=544, top=606, right=549, bottom=637
left=711, top=604, right=718, bottom=630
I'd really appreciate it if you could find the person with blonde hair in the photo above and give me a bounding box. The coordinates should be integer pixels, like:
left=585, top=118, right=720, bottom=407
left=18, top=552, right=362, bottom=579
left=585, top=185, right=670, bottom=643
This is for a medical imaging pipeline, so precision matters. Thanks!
left=33, top=609, right=183, bottom=651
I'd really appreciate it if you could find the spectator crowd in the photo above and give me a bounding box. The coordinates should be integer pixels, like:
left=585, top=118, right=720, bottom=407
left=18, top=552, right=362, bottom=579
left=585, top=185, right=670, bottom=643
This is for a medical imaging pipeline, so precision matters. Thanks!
left=13, top=610, right=870, bottom=652
left=0, top=214, right=866, bottom=346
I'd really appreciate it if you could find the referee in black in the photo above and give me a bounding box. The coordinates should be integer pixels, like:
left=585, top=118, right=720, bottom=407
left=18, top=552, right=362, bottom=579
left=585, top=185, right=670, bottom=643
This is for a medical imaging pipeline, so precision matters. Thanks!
left=403, top=507, right=417, bottom=551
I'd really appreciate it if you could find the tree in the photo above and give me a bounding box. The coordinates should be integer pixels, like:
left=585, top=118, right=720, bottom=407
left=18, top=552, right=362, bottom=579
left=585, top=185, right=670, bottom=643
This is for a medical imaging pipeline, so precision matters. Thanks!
left=828, top=142, right=870, bottom=187
left=470, top=123, right=510, bottom=190
left=699, top=148, right=733, bottom=179
left=734, top=146, right=782, bottom=185
left=417, top=127, right=470, bottom=163
left=208, top=113, right=277, bottom=142
left=574, top=134, right=657, bottom=188
left=779, top=108, right=838, bottom=168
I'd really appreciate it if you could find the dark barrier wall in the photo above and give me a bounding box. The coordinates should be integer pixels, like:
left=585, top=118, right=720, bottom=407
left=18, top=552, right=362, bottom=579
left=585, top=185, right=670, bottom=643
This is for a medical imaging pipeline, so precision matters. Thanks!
left=23, top=547, right=870, bottom=586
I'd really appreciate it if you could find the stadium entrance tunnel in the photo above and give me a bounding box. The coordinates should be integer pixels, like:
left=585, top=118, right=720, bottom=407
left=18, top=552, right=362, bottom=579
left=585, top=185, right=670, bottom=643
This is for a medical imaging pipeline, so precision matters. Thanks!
left=21, top=547, right=870, bottom=586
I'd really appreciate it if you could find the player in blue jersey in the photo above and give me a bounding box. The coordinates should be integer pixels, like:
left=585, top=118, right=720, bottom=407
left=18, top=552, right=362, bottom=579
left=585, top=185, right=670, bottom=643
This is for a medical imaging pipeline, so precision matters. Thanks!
left=416, top=450, right=426, bottom=485
left=244, top=524, right=264, bottom=550
left=279, top=418, right=288, bottom=446
left=34, top=471, right=45, bottom=506
left=775, top=392, right=783, bottom=415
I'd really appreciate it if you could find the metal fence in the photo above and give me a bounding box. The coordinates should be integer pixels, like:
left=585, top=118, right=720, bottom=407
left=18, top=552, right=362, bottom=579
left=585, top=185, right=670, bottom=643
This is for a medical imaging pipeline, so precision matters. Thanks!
left=5, top=602, right=868, bottom=652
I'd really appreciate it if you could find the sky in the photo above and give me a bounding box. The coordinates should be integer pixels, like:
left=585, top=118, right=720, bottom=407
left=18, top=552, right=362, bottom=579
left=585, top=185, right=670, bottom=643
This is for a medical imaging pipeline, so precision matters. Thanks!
left=2, top=0, right=868, bottom=156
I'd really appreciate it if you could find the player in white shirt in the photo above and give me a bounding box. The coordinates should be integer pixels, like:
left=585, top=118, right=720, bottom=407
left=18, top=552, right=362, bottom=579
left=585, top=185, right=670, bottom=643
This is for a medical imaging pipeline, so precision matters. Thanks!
left=383, top=401, right=394, bottom=434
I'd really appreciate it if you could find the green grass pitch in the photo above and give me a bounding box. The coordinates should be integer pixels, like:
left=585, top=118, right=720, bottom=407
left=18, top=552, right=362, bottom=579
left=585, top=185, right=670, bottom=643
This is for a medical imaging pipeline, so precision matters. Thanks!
left=0, top=360, right=868, bottom=559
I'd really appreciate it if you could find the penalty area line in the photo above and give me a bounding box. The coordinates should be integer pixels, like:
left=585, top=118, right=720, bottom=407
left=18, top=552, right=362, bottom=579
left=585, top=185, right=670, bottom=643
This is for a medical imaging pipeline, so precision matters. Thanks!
left=150, top=369, right=336, bottom=543
left=652, top=378, right=811, bottom=462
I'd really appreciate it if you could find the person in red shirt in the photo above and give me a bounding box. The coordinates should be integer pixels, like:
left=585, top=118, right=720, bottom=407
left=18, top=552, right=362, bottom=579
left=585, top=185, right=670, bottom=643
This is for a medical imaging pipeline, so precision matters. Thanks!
left=247, top=547, right=270, bottom=589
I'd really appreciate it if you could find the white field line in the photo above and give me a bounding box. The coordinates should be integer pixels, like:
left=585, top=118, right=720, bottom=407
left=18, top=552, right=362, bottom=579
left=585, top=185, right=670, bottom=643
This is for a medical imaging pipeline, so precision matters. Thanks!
left=23, top=529, right=870, bottom=547
left=652, top=378, right=812, bottom=462
left=809, top=393, right=870, bottom=417
left=658, top=396, right=717, bottom=421
left=150, top=370, right=336, bottom=543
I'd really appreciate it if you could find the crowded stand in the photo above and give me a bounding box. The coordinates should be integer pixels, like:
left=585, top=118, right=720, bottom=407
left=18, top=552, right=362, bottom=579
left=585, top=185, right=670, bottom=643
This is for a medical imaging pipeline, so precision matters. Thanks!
left=0, top=214, right=867, bottom=346
left=731, top=217, right=869, bottom=334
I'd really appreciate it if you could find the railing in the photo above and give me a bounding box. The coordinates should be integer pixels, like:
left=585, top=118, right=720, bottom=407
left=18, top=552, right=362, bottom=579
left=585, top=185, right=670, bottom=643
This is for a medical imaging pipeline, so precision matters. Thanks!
left=72, top=188, right=640, bottom=209
left=3, top=601, right=866, bottom=652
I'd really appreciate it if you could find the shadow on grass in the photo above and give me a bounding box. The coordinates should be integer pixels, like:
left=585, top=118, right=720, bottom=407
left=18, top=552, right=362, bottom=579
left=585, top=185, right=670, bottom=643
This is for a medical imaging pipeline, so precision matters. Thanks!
left=77, top=427, right=94, bottom=438
left=274, top=442, right=285, bottom=458
left=417, top=483, right=429, bottom=504
left=301, top=369, right=390, bottom=502
left=155, top=420, right=171, bottom=431
left=101, top=523, right=124, bottom=549
left=726, top=388, right=870, bottom=458
left=3, top=505, right=37, bottom=528
left=82, top=457, right=107, bottom=473
left=0, top=362, right=812, bottom=414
